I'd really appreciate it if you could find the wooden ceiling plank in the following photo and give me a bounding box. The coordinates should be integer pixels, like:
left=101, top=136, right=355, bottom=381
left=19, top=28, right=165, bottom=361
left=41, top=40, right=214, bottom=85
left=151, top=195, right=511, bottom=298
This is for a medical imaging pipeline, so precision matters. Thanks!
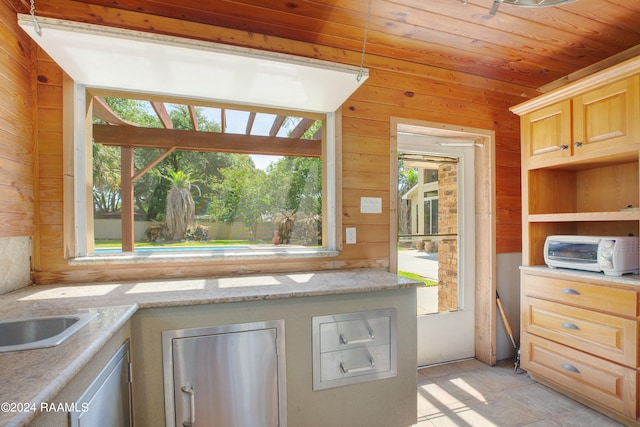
left=172, top=5, right=577, bottom=84
left=538, top=44, right=640, bottom=93
left=390, top=0, right=640, bottom=47
left=32, top=0, right=545, bottom=94
left=379, top=0, right=624, bottom=62
left=62, top=0, right=579, bottom=85
left=151, top=101, right=173, bottom=129
left=114, top=0, right=619, bottom=82
left=31, top=0, right=640, bottom=91
left=93, top=124, right=322, bottom=157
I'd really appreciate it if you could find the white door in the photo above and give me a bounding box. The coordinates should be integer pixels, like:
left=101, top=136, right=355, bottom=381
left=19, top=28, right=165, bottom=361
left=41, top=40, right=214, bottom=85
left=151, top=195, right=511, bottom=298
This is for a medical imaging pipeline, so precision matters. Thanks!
left=397, top=133, right=475, bottom=367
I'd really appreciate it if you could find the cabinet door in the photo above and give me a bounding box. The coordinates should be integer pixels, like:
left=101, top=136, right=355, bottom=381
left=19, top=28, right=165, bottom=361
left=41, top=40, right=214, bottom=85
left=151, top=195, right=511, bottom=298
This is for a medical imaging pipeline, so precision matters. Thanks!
left=171, top=328, right=281, bottom=427
left=573, top=76, right=640, bottom=158
left=522, top=100, right=572, bottom=168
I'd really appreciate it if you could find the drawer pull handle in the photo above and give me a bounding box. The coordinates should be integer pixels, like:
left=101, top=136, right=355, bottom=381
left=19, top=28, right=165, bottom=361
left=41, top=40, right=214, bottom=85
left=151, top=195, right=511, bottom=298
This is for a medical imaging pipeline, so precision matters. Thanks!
left=560, top=363, right=580, bottom=374
left=339, top=333, right=375, bottom=345
left=339, top=323, right=375, bottom=345
left=561, top=322, right=580, bottom=330
left=340, top=356, right=375, bottom=374
left=561, top=288, right=580, bottom=295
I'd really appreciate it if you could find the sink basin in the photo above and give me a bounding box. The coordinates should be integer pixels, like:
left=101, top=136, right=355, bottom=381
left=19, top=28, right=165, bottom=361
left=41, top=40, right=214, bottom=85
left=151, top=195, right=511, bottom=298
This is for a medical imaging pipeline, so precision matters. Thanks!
left=0, top=313, right=98, bottom=352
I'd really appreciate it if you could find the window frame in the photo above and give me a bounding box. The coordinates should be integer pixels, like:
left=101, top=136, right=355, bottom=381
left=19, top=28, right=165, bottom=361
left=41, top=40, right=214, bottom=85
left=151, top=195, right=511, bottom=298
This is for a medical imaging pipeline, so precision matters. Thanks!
left=64, top=80, right=340, bottom=264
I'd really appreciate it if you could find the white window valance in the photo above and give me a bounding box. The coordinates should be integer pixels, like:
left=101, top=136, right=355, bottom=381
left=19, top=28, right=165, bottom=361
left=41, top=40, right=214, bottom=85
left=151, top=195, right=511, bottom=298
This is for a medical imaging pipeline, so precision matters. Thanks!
left=18, top=14, right=368, bottom=113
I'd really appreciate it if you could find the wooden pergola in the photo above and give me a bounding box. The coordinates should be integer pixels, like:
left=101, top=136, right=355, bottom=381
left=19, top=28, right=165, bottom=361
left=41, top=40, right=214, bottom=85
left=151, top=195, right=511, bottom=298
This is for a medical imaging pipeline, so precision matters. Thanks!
left=91, top=95, right=324, bottom=252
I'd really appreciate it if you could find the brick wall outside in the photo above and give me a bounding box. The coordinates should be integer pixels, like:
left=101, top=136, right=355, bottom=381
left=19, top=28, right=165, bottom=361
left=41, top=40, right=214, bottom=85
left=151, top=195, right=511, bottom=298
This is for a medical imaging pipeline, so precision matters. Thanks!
left=437, top=163, right=458, bottom=312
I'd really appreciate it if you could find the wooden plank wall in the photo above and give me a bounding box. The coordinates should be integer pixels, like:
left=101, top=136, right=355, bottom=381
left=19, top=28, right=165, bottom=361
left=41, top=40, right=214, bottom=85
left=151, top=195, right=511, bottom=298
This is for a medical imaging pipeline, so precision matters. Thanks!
left=33, top=49, right=63, bottom=274
left=0, top=0, right=34, bottom=238
left=24, top=1, right=531, bottom=284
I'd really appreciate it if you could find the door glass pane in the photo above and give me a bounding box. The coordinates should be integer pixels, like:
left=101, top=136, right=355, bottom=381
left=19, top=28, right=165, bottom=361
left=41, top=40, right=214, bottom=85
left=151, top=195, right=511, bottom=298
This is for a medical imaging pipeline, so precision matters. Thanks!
left=398, top=154, right=459, bottom=316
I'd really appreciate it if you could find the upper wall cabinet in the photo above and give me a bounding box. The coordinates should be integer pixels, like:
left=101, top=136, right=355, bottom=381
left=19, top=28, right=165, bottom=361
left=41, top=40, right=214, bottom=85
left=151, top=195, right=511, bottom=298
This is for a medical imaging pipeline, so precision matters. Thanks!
left=512, top=56, right=640, bottom=267
left=521, top=76, right=640, bottom=170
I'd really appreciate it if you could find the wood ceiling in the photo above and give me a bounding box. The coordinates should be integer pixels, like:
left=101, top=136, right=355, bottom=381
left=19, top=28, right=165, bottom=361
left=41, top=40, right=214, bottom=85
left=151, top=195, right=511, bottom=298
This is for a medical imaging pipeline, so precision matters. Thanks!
left=20, top=0, right=640, bottom=92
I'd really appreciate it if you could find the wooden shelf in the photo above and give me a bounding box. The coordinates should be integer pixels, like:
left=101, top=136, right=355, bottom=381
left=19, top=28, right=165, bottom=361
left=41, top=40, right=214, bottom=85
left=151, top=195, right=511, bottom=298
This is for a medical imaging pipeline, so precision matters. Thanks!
left=528, top=211, right=640, bottom=223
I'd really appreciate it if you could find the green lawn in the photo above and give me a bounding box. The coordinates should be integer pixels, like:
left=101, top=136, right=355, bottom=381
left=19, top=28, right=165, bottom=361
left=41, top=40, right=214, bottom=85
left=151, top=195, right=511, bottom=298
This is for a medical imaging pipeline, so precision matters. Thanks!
left=398, top=270, right=437, bottom=287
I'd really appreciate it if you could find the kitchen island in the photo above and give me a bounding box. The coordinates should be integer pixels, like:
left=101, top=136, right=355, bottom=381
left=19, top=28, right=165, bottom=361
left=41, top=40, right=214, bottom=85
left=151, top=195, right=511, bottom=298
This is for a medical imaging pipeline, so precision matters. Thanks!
left=0, top=269, right=418, bottom=427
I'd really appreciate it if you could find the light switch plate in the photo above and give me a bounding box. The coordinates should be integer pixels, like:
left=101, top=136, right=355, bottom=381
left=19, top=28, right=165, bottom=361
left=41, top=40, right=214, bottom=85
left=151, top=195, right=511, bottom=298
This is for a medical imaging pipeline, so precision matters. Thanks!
left=360, top=197, right=382, bottom=214
left=345, top=227, right=356, bottom=244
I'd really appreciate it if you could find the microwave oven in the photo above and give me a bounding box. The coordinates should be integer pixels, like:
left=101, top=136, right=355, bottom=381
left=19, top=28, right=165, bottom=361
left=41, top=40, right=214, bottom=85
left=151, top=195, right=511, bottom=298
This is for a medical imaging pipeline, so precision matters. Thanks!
left=544, top=235, right=640, bottom=276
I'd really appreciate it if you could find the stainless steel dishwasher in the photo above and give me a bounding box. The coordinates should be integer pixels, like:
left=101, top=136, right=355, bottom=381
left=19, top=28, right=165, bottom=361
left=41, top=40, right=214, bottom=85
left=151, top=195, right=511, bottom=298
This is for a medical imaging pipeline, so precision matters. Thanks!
left=162, top=320, right=287, bottom=427
left=70, top=340, right=132, bottom=427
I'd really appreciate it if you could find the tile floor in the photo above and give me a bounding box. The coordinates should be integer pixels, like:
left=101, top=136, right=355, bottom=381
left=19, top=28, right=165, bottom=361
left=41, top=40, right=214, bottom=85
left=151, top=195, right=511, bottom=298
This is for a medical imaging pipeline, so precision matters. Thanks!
left=413, top=359, right=625, bottom=426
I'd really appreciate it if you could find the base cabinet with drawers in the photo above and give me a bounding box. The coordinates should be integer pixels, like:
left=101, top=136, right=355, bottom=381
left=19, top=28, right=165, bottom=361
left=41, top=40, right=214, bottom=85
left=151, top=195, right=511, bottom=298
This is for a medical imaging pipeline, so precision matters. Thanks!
left=521, top=269, right=640, bottom=425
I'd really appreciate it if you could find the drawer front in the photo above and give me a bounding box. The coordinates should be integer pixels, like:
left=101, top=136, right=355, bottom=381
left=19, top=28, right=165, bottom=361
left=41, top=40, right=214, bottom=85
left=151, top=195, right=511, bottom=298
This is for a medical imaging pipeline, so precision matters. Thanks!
left=523, top=296, right=639, bottom=367
left=522, top=273, right=639, bottom=317
left=312, top=309, right=397, bottom=390
left=320, top=345, right=391, bottom=382
left=319, top=316, right=390, bottom=353
left=522, top=333, right=638, bottom=419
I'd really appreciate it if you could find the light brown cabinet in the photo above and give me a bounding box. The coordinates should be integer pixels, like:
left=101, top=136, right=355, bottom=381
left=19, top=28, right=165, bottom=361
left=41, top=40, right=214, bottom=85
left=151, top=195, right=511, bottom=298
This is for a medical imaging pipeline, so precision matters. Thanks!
left=512, top=56, right=640, bottom=425
left=522, top=76, right=640, bottom=170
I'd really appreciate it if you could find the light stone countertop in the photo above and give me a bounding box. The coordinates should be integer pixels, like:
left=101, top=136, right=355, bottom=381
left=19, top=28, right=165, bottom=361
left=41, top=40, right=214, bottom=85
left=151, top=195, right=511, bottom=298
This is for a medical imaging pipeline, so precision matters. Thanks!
left=0, top=268, right=418, bottom=427
left=0, top=305, right=137, bottom=427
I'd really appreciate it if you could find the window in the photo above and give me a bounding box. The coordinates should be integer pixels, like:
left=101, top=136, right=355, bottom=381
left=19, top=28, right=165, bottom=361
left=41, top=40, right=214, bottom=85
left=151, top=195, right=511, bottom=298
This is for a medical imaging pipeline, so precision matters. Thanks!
left=424, top=169, right=438, bottom=184
left=423, top=191, right=438, bottom=235
left=90, top=95, right=327, bottom=256
left=67, top=85, right=339, bottom=262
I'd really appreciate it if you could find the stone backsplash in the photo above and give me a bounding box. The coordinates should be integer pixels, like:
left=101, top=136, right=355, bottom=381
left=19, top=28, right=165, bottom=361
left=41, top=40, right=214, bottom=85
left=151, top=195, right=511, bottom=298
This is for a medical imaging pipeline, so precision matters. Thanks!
left=0, top=236, right=31, bottom=294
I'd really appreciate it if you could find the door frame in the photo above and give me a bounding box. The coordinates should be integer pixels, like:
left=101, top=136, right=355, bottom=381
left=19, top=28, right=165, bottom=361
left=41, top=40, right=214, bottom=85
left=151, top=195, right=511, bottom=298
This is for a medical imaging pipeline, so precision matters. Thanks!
left=390, top=118, right=497, bottom=365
